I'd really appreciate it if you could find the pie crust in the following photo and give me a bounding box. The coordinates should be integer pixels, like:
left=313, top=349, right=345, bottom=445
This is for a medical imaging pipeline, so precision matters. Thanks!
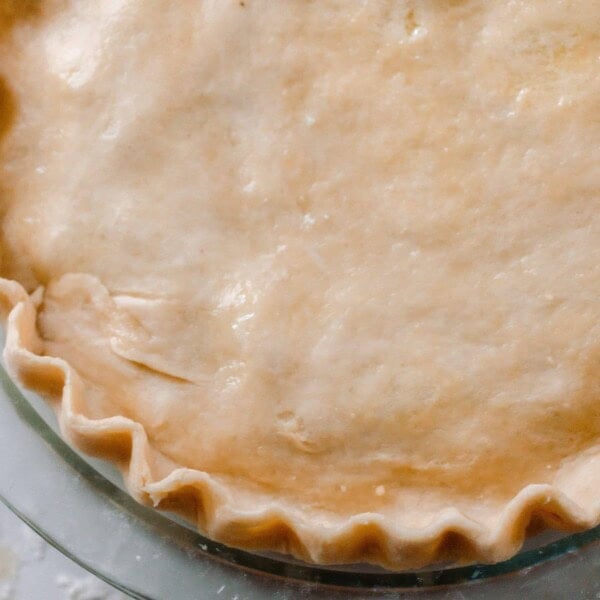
left=0, top=1, right=598, bottom=569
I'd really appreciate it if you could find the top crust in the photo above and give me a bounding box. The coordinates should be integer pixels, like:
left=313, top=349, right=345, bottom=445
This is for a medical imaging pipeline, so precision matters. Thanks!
left=0, top=0, right=599, bottom=568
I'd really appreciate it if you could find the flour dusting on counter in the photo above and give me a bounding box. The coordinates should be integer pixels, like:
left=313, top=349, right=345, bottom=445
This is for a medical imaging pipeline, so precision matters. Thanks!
left=56, top=574, right=125, bottom=600
left=0, top=504, right=126, bottom=600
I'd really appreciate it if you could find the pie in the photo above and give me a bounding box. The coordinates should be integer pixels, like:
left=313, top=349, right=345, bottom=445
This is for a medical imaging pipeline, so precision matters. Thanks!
left=0, top=0, right=598, bottom=570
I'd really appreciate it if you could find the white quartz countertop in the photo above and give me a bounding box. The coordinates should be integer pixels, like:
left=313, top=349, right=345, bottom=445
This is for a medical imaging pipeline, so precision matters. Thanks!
left=0, top=502, right=127, bottom=600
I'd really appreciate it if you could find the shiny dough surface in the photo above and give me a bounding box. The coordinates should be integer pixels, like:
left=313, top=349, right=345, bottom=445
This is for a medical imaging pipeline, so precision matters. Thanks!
left=0, top=0, right=599, bottom=568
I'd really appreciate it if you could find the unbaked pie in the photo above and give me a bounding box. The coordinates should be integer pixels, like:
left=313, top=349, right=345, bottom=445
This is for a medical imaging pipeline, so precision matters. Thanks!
left=0, top=0, right=598, bottom=569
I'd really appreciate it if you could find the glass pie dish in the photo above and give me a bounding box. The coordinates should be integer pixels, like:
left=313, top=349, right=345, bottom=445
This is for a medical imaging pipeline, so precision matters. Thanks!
left=0, top=363, right=598, bottom=600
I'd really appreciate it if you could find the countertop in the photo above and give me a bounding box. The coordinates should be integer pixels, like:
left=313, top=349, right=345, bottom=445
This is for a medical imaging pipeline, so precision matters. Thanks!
left=0, top=502, right=127, bottom=600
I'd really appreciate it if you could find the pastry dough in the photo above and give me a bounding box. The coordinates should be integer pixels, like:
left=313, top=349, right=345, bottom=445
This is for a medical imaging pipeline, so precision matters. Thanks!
left=0, top=0, right=598, bottom=569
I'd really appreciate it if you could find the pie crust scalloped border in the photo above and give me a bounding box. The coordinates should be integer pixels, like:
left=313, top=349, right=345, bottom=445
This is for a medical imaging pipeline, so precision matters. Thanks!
left=1, top=277, right=598, bottom=570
